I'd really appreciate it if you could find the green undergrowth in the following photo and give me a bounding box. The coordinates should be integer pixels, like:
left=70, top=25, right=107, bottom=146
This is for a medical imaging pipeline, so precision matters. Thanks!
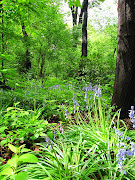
left=0, top=100, right=135, bottom=180
left=0, top=78, right=135, bottom=180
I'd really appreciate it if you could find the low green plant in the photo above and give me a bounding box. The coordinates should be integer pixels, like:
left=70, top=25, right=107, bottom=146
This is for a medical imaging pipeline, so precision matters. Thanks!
left=0, top=143, right=38, bottom=180
left=0, top=103, right=55, bottom=147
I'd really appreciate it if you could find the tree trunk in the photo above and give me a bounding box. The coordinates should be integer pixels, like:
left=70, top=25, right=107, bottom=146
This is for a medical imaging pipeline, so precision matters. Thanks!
left=70, top=0, right=88, bottom=50
left=0, top=0, right=6, bottom=84
left=39, top=57, right=45, bottom=79
left=71, top=6, right=78, bottom=26
left=112, top=0, right=135, bottom=118
left=81, top=0, right=88, bottom=57
left=22, top=23, right=31, bottom=71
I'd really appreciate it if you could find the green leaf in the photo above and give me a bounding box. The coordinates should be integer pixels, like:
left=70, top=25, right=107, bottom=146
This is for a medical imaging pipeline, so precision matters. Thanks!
left=8, top=144, right=18, bottom=153
left=18, top=153, right=39, bottom=163
left=44, top=121, right=48, bottom=125
left=1, top=167, right=13, bottom=175
left=47, top=132, right=54, bottom=140
left=34, top=133, right=39, bottom=138
left=0, top=126, right=7, bottom=133
left=40, top=132, right=46, bottom=137
left=20, top=148, right=31, bottom=153
left=7, top=155, right=18, bottom=167
left=75, top=0, right=81, bottom=7
left=7, top=107, right=14, bottom=111
left=1, top=140, right=8, bottom=147
left=15, top=172, right=28, bottom=180
left=0, top=176, right=7, bottom=180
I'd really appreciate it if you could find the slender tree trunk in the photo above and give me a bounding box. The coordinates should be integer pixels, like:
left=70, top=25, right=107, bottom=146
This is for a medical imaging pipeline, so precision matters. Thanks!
left=71, top=6, right=78, bottom=26
left=39, top=52, right=45, bottom=79
left=0, top=0, right=6, bottom=84
left=71, top=6, right=79, bottom=48
left=81, top=0, right=88, bottom=57
left=39, top=57, right=45, bottom=79
left=112, top=0, right=135, bottom=118
left=22, top=23, right=31, bottom=71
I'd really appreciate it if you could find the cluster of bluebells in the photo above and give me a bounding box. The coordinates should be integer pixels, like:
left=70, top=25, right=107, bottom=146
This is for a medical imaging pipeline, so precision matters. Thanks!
left=45, top=129, right=58, bottom=149
left=82, top=83, right=102, bottom=109
left=114, top=126, right=135, bottom=174
left=129, top=106, right=135, bottom=128
left=83, top=83, right=93, bottom=109
left=61, top=104, right=70, bottom=120
left=72, top=93, right=80, bottom=114
left=49, top=84, right=61, bottom=90
left=45, top=136, right=52, bottom=149
left=66, top=83, right=73, bottom=90
left=64, top=106, right=70, bottom=119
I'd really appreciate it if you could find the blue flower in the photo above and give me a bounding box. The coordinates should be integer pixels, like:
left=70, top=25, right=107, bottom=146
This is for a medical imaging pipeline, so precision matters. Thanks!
left=114, top=127, right=124, bottom=138
left=53, top=130, right=57, bottom=140
left=72, top=93, right=79, bottom=114
left=46, top=137, right=51, bottom=148
left=129, top=106, right=135, bottom=128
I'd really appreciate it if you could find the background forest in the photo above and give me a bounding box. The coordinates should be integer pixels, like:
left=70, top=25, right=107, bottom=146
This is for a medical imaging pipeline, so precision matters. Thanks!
left=0, top=0, right=135, bottom=180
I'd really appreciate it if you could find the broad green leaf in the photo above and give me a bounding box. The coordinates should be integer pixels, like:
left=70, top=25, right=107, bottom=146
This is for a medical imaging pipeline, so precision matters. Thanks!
left=7, top=155, right=18, bottom=167
left=21, top=148, right=31, bottom=153
left=1, top=167, right=13, bottom=175
left=47, top=132, right=54, bottom=140
left=8, top=144, right=18, bottom=153
left=15, top=172, right=28, bottom=180
left=0, top=126, right=7, bottom=133
left=1, top=140, right=8, bottom=147
left=34, top=133, right=39, bottom=138
left=18, top=153, right=39, bottom=163
left=75, top=0, right=81, bottom=7
left=40, top=132, right=46, bottom=137
left=0, top=176, right=7, bottom=180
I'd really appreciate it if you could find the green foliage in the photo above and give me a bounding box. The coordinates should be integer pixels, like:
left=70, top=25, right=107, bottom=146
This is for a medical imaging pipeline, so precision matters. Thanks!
left=2, top=1, right=134, bottom=179
left=0, top=144, right=38, bottom=180
left=5, top=99, right=133, bottom=180
left=0, top=0, right=117, bottom=85
left=0, top=81, right=135, bottom=179
left=79, top=24, right=117, bottom=84
left=0, top=102, right=55, bottom=147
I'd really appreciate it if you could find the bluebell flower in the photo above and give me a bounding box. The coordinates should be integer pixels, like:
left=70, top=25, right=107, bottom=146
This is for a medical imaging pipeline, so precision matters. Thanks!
left=116, top=142, right=128, bottom=174
left=114, top=127, right=124, bottom=138
left=130, top=142, right=135, bottom=156
left=49, top=84, right=61, bottom=90
left=60, top=124, right=64, bottom=134
left=64, top=107, right=70, bottom=119
left=129, top=106, right=135, bottom=128
left=53, top=130, right=57, bottom=140
left=46, top=136, right=51, bottom=148
left=72, top=93, right=79, bottom=114
left=83, top=83, right=93, bottom=109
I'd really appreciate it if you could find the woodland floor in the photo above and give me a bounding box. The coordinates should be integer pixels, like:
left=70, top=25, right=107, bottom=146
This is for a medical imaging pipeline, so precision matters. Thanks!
left=0, top=113, right=134, bottom=168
